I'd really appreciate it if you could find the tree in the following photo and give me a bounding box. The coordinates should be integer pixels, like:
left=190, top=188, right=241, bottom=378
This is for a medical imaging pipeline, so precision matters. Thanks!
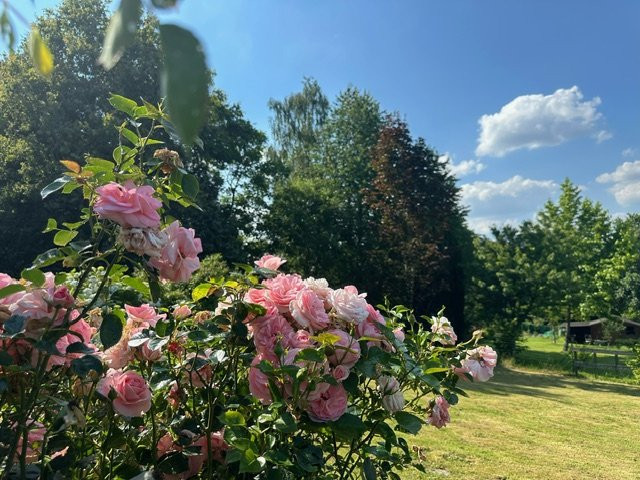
left=365, top=115, right=466, bottom=325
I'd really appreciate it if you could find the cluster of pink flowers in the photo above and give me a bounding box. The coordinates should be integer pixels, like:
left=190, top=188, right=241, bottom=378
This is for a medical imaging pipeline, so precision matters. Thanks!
left=0, top=272, right=97, bottom=369
left=94, top=182, right=202, bottom=283
left=156, top=429, right=228, bottom=479
left=244, top=255, right=406, bottom=423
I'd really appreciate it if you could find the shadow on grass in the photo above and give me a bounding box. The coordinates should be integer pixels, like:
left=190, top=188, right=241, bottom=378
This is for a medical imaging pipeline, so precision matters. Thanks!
left=465, top=366, right=640, bottom=400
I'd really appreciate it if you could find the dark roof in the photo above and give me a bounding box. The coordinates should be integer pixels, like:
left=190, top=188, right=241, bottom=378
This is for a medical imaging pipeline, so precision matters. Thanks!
left=561, top=318, right=640, bottom=328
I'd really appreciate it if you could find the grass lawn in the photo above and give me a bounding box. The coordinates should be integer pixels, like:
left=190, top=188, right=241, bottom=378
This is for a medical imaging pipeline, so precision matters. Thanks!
left=400, top=347, right=640, bottom=479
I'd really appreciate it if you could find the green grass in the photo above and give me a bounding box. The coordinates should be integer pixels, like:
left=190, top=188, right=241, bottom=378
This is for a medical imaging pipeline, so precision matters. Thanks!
left=402, top=366, right=640, bottom=480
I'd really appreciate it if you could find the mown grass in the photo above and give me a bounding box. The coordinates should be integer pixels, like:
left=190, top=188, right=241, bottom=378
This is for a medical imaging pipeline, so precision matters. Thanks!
left=401, top=366, right=640, bottom=480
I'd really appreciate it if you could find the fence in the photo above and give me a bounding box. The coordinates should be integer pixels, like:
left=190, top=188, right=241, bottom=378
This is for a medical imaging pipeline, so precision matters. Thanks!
left=569, top=345, right=634, bottom=375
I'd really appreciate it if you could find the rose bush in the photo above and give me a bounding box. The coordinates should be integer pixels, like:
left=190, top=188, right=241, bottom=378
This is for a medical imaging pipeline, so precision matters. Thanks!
left=0, top=95, right=496, bottom=479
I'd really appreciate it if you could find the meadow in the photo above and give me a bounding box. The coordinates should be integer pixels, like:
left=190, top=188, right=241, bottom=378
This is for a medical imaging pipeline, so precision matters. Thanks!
left=403, top=338, right=640, bottom=479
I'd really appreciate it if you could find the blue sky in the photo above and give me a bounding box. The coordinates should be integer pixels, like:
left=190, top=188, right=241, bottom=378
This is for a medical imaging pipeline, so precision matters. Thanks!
left=8, top=0, right=640, bottom=233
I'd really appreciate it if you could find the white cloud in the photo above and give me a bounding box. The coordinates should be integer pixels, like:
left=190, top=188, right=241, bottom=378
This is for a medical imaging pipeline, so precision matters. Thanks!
left=476, top=86, right=604, bottom=157
left=439, top=154, right=485, bottom=178
left=594, top=130, right=613, bottom=143
left=596, top=160, right=640, bottom=206
left=461, top=175, right=559, bottom=234
left=622, top=148, right=636, bottom=158
left=449, top=159, right=485, bottom=177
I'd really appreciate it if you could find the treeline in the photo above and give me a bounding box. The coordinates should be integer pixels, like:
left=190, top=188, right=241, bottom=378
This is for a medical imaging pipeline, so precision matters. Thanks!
left=3, top=1, right=638, bottom=353
left=468, top=180, right=640, bottom=354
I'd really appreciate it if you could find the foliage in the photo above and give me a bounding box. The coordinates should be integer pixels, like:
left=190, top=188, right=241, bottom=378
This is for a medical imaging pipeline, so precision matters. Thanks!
left=0, top=95, right=496, bottom=479
left=163, top=253, right=229, bottom=304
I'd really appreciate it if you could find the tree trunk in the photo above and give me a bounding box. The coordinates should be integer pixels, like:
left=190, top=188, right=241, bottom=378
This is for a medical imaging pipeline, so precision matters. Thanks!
left=563, top=305, right=571, bottom=351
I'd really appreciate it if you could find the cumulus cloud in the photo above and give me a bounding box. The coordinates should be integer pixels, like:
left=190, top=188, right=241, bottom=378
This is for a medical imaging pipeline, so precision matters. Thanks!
left=439, top=154, right=485, bottom=178
left=461, top=175, right=559, bottom=234
left=476, top=86, right=605, bottom=157
left=622, top=148, right=636, bottom=158
left=594, top=130, right=613, bottom=143
left=449, top=159, right=485, bottom=177
left=596, top=160, right=640, bottom=206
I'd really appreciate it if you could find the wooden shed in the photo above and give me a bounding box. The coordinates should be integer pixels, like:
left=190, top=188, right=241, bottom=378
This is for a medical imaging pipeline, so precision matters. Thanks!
left=561, top=318, right=640, bottom=343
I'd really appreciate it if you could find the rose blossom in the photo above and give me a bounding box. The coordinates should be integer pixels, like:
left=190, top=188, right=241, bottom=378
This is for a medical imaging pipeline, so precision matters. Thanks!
left=173, top=304, right=192, bottom=320
left=252, top=314, right=294, bottom=353
left=94, top=181, right=162, bottom=228
left=431, top=316, right=457, bottom=345
left=184, top=354, right=213, bottom=388
left=326, top=329, right=361, bottom=368
left=307, top=384, right=348, bottom=422
left=50, top=286, right=74, bottom=308
left=356, top=305, right=386, bottom=341
left=303, top=277, right=333, bottom=304
left=117, top=226, right=167, bottom=257
left=264, top=274, right=305, bottom=313
left=460, top=346, right=498, bottom=382
left=157, top=430, right=228, bottom=479
left=255, top=254, right=287, bottom=271
left=149, top=221, right=203, bottom=283
left=0, top=273, right=23, bottom=305
left=289, top=289, right=330, bottom=331
left=377, top=375, right=405, bottom=413
left=332, top=365, right=350, bottom=382
left=427, top=396, right=451, bottom=428
left=288, top=329, right=313, bottom=348
left=282, top=348, right=331, bottom=401
left=125, top=303, right=165, bottom=328
left=393, top=327, right=405, bottom=343
left=249, top=352, right=277, bottom=405
left=97, top=369, right=151, bottom=417
left=328, top=288, right=369, bottom=325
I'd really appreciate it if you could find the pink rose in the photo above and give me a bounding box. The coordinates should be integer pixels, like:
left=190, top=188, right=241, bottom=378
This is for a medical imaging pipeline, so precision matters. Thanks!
left=303, top=277, right=333, bottom=304
left=328, top=289, right=369, bottom=325
left=264, top=274, right=305, bottom=313
left=393, top=327, right=405, bottom=343
left=94, top=181, right=162, bottom=228
left=149, top=221, right=203, bottom=283
left=460, top=346, right=497, bottom=382
left=97, top=369, right=151, bottom=417
left=326, top=329, right=361, bottom=368
left=252, top=314, right=294, bottom=353
left=356, top=305, right=386, bottom=341
left=332, top=365, right=350, bottom=382
left=125, top=304, right=165, bottom=328
left=173, top=305, right=192, bottom=320
left=50, top=286, right=74, bottom=308
left=255, top=254, right=287, bottom=271
left=289, top=289, right=330, bottom=331
left=184, top=354, right=213, bottom=388
left=117, top=226, right=167, bottom=257
left=102, top=326, right=135, bottom=370
left=431, top=316, right=457, bottom=345
left=47, top=318, right=96, bottom=369
left=427, top=396, right=451, bottom=428
left=307, top=384, right=348, bottom=422
left=288, top=329, right=314, bottom=349
left=282, top=348, right=331, bottom=401
left=249, top=353, right=277, bottom=405
left=0, top=273, right=24, bottom=305
left=168, top=381, right=182, bottom=408
left=157, top=430, right=228, bottom=479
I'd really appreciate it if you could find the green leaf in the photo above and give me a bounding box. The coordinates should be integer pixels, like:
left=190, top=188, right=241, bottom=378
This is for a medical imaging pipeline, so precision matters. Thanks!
left=274, top=411, right=297, bottom=434
left=43, top=218, right=58, bottom=233
left=32, top=248, right=65, bottom=268
left=41, top=177, right=70, bottom=199
left=157, top=451, right=189, bottom=474
left=363, top=457, right=377, bottom=480
left=159, top=24, right=209, bottom=145
left=29, top=28, right=54, bottom=76
left=109, top=95, right=138, bottom=116
left=21, top=268, right=45, bottom=287
left=219, top=410, right=246, bottom=426
left=0, top=284, right=25, bottom=300
left=329, top=413, right=367, bottom=441
left=238, top=448, right=265, bottom=474
left=121, top=127, right=140, bottom=145
left=70, top=355, right=104, bottom=377
left=192, top=283, right=212, bottom=302
left=85, top=157, right=115, bottom=172
left=121, top=276, right=150, bottom=296
left=181, top=173, right=199, bottom=199
left=394, top=411, right=423, bottom=434
left=100, top=313, right=123, bottom=349
left=0, top=350, right=13, bottom=366
left=99, top=0, right=142, bottom=70
left=66, top=342, right=95, bottom=354
left=295, top=348, right=326, bottom=363
left=53, top=230, right=78, bottom=247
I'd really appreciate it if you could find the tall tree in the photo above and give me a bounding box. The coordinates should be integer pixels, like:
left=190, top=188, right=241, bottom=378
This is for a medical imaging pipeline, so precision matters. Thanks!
left=365, top=115, right=467, bottom=327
